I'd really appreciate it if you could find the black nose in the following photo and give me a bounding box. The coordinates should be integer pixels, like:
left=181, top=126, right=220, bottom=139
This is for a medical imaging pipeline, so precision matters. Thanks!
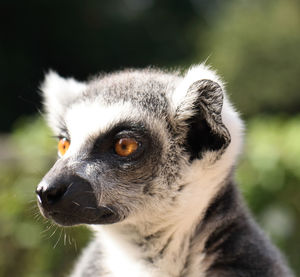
left=36, top=183, right=68, bottom=206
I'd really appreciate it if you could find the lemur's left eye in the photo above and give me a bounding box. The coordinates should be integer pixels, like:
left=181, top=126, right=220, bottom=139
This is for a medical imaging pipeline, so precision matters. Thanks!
left=115, top=138, right=139, bottom=157
left=58, top=138, right=70, bottom=157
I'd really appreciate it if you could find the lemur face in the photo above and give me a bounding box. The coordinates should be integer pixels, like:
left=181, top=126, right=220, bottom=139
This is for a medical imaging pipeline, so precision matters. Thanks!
left=36, top=66, right=239, bottom=227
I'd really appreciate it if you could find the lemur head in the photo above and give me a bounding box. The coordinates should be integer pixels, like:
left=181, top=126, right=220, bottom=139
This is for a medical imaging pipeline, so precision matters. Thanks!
left=36, top=64, right=243, bottom=227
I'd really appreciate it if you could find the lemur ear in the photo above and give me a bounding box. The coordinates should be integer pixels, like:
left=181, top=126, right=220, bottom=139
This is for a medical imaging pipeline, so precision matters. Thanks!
left=184, top=79, right=231, bottom=160
left=41, top=71, right=87, bottom=133
left=173, top=65, right=231, bottom=160
left=41, top=70, right=87, bottom=111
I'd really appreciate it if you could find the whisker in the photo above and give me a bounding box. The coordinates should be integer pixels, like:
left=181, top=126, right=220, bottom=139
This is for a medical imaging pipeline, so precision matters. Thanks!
left=49, top=226, right=58, bottom=239
left=99, top=186, right=103, bottom=205
left=34, top=213, right=41, bottom=219
left=34, top=215, right=43, bottom=222
left=102, top=205, right=114, bottom=214
left=41, top=223, right=53, bottom=234
left=72, top=201, right=81, bottom=206
left=53, top=228, right=63, bottom=248
left=66, top=182, right=74, bottom=192
left=64, top=231, right=67, bottom=246
left=84, top=206, right=97, bottom=210
left=73, top=238, right=78, bottom=252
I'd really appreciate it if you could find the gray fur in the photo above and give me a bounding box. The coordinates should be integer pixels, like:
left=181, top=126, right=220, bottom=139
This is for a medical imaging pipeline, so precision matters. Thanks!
left=36, top=65, right=293, bottom=276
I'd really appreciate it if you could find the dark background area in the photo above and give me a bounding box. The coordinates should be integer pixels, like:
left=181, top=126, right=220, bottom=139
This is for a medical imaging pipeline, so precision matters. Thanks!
left=1, top=0, right=299, bottom=132
left=1, top=0, right=203, bottom=132
left=0, top=0, right=300, bottom=276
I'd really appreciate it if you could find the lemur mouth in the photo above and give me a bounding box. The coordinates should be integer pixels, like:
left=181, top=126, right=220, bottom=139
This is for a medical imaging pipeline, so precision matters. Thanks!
left=42, top=205, right=120, bottom=226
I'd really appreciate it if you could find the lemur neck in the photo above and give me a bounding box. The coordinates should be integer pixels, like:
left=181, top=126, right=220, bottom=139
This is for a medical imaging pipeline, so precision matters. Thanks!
left=98, top=160, right=234, bottom=277
left=99, top=215, right=196, bottom=277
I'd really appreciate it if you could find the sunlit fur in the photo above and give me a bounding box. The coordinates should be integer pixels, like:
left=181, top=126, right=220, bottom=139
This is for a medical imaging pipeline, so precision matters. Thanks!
left=40, top=64, right=293, bottom=277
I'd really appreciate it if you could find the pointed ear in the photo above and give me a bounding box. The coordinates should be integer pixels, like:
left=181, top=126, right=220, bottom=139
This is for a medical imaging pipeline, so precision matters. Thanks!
left=173, top=65, right=231, bottom=161
left=40, top=71, right=87, bottom=133
left=185, top=79, right=230, bottom=160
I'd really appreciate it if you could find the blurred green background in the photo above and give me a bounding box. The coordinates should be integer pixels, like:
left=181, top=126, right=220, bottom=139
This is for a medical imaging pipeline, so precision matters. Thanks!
left=0, top=0, right=299, bottom=276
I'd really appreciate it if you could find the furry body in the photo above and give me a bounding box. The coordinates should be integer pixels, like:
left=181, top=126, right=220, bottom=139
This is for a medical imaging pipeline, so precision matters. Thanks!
left=37, top=64, right=293, bottom=276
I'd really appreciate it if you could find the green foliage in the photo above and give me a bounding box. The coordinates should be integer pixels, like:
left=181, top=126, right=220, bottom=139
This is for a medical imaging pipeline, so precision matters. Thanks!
left=0, top=115, right=299, bottom=276
left=199, top=0, right=300, bottom=116
left=237, top=116, right=300, bottom=274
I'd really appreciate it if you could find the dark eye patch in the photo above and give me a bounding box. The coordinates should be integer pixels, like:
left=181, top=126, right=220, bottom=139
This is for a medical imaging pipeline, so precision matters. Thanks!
left=89, top=121, right=150, bottom=162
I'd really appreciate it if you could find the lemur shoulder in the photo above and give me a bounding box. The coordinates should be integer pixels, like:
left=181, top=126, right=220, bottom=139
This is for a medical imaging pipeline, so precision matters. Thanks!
left=36, top=64, right=293, bottom=276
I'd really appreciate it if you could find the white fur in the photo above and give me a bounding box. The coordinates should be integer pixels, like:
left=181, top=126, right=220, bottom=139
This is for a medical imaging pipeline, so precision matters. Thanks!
left=171, top=63, right=224, bottom=110
left=64, top=101, right=135, bottom=156
left=99, top=228, right=158, bottom=277
left=42, top=71, right=87, bottom=133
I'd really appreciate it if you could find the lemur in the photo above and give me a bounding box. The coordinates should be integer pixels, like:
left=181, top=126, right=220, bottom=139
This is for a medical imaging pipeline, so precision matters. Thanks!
left=36, top=64, right=293, bottom=277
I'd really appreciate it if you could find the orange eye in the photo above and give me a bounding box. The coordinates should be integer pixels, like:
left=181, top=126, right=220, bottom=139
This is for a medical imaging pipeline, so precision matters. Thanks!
left=115, top=138, right=139, bottom=157
left=58, top=138, right=70, bottom=156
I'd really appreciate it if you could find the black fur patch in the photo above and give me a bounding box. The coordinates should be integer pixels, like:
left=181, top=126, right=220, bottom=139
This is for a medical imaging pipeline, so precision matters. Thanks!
left=186, top=116, right=226, bottom=160
left=184, top=80, right=231, bottom=161
left=202, top=180, right=238, bottom=224
left=196, top=181, right=290, bottom=276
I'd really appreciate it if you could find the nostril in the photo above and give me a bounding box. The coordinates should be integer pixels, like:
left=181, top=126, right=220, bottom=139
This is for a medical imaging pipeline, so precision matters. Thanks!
left=36, top=184, right=68, bottom=206
left=45, top=186, right=68, bottom=205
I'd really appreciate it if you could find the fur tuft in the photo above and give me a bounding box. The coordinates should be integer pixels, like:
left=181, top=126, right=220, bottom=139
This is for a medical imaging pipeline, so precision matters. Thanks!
left=41, top=70, right=87, bottom=134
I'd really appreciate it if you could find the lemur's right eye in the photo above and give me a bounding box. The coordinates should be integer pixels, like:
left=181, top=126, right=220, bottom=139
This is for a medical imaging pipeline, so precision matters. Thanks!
left=58, top=138, right=70, bottom=157
left=115, top=138, right=139, bottom=157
